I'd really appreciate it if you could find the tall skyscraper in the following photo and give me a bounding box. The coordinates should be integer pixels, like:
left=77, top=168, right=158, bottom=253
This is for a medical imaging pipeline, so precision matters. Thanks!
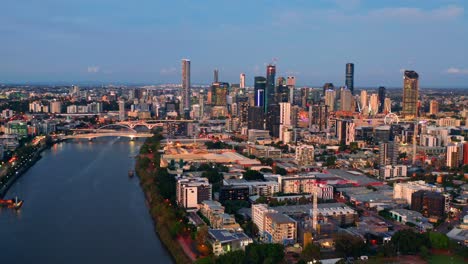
left=345, top=63, right=354, bottom=95
left=214, top=69, right=219, bottom=83
left=325, top=89, right=336, bottom=112
left=340, top=88, right=353, bottom=112
left=378, top=86, right=386, bottom=113
left=360, top=90, right=368, bottom=114
left=286, top=76, right=296, bottom=86
left=240, top=73, right=246, bottom=89
left=429, top=100, right=439, bottom=115
left=266, top=64, right=276, bottom=108
left=118, top=100, right=126, bottom=121
left=384, top=98, right=392, bottom=114
left=369, top=94, right=379, bottom=114
left=254, top=76, right=267, bottom=111
left=181, top=59, right=191, bottom=115
left=402, top=70, right=419, bottom=119
left=322, top=83, right=334, bottom=96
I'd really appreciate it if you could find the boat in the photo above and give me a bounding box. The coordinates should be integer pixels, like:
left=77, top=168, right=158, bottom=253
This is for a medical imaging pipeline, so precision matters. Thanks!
left=0, top=196, right=23, bottom=210
left=128, top=170, right=134, bottom=178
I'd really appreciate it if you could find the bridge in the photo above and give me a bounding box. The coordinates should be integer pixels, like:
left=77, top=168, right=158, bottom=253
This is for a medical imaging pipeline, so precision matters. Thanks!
left=63, top=123, right=153, bottom=140
left=116, top=119, right=196, bottom=129
left=63, top=132, right=153, bottom=140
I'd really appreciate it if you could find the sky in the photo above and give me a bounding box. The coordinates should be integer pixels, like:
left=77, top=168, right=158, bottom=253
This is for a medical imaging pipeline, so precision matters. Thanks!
left=1, top=0, right=468, bottom=87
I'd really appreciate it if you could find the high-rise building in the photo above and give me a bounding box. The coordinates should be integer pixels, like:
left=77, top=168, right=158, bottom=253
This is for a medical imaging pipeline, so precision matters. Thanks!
left=345, top=63, right=354, bottom=94
left=176, top=177, right=212, bottom=210
left=447, top=143, right=461, bottom=168
left=254, top=76, right=267, bottom=110
left=325, top=90, right=336, bottom=112
left=248, top=106, right=265, bottom=130
left=181, top=59, right=191, bottom=115
left=402, top=70, right=419, bottom=119
left=266, top=64, right=276, bottom=108
left=286, top=76, right=295, bottom=104
left=211, top=82, right=229, bottom=106
left=322, top=83, right=334, bottom=96
left=340, top=88, right=353, bottom=112
left=429, top=100, right=439, bottom=115
left=369, top=94, right=379, bottom=115
left=286, top=76, right=296, bottom=86
left=279, top=102, right=291, bottom=126
left=379, top=141, right=398, bottom=177
left=118, top=100, right=126, bottom=121
left=240, top=73, right=246, bottom=89
left=237, top=96, right=249, bottom=127
left=411, top=191, right=445, bottom=218
left=463, top=142, right=468, bottom=165
left=378, top=86, right=386, bottom=113
left=214, top=69, right=219, bottom=83
left=50, top=101, right=62, bottom=114
left=384, top=98, right=392, bottom=114
left=296, top=144, right=315, bottom=166
left=360, top=90, right=368, bottom=114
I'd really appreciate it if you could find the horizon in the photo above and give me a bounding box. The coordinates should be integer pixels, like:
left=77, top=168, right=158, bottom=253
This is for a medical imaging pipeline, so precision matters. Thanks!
left=1, top=1, right=468, bottom=86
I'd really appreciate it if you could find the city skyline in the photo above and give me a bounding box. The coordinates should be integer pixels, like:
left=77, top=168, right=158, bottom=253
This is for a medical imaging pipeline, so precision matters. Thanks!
left=0, top=0, right=467, bottom=87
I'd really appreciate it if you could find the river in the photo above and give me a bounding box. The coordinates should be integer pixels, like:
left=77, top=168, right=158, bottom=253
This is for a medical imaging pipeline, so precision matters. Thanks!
left=0, top=138, right=173, bottom=264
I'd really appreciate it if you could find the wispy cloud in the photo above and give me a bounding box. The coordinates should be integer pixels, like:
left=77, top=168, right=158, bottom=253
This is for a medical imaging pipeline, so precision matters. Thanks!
left=160, top=67, right=177, bottom=75
left=87, top=66, right=100, bottom=73
left=446, top=67, right=468, bottom=75
left=366, top=5, right=464, bottom=21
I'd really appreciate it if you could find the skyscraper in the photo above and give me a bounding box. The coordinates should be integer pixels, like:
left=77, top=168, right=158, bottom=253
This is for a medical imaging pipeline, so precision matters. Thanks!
left=402, top=70, right=419, bottom=119
left=181, top=59, right=191, bottom=115
left=340, top=88, right=353, bottom=112
left=384, top=98, right=392, bottom=114
left=214, top=69, right=219, bottom=83
left=254, top=76, right=267, bottom=110
left=429, top=100, right=439, bottom=115
left=369, top=94, right=379, bottom=114
left=345, top=63, right=354, bottom=95
left=211, top=82, right=229, bottom=106
left=118, top=100, right=126, bottom=121
left=360, top=90, right=368, bottom=114
left=378, top=86, right=386, bottom=113
left=240, top=73, right=246, bottom=89
left=266, top=64, right=276, bottom=108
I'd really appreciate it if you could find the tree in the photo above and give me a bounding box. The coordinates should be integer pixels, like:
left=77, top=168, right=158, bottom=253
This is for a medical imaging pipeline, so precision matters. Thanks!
left=390, top=229, right=429, bottom=254
left=243, top=170, right=264, bottom=181
left=428, top=232, right=450, bottom=249
left=333, top=233, right=366, bottom=258
left=275, top=167, right=287, bottom=175
left=196, top=225, right=209, bottom=246
left=325, top=156, right=336, bottom=167
left=301, top=243, right=321, bottom=262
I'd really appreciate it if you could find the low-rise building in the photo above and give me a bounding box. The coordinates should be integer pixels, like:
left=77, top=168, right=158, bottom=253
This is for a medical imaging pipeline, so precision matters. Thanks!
left=208, top=229, right=253, bottom=256
left=389, top=209, right=433, bottom=231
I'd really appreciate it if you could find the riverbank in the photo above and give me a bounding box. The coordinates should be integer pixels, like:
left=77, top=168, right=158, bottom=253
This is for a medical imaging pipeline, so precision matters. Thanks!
left=135, top=135, right=193, bottom=264
left=0, top=144, right=47, bottom=199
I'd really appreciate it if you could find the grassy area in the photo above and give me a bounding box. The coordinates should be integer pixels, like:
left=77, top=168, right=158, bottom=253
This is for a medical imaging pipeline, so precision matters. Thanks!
left=428, top=254, right=466, bottom=264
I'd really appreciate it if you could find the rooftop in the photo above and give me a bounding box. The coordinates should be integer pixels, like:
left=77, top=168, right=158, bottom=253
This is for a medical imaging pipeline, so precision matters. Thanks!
left=208, top=229, right=250, bottom=243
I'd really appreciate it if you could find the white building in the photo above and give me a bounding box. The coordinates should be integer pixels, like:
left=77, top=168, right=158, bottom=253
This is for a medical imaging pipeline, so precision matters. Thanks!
left=176, top=177, right=212, bottom=210
left=252, top=204, right=277, bottom=234
left=393, top=181, right=442, bottom=204
left=67, top=105, right=78, bottom=114
left=380, top=165, right=408, bottom=180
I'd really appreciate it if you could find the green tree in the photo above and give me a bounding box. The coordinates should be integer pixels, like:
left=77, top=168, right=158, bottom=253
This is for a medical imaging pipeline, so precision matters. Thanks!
left=391, top=229, right=429, bottom=254
left=333, top=233, right=366, bottom=258
left=325, top=156, right=336, bottom=167
left=301, top=243, right=321, bottom=262
left=243, top=170, right=264, bottom=181
left=428, top=232, right=450, bottom=249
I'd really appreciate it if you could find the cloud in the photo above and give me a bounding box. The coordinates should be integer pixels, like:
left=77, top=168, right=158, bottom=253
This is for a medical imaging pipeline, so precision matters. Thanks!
left=332, top=0, right=361, bottom=10
left=366, top=5, right=463, bottom=21
left=446, top=67, right=468, bottom=75
left=160, top=67, right=177, bottom=75
left=87, top=66, right=100, bottom=73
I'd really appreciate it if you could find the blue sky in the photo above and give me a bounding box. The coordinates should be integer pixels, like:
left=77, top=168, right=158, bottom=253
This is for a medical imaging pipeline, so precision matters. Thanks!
left=1, top=0, right=467, bottom=87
